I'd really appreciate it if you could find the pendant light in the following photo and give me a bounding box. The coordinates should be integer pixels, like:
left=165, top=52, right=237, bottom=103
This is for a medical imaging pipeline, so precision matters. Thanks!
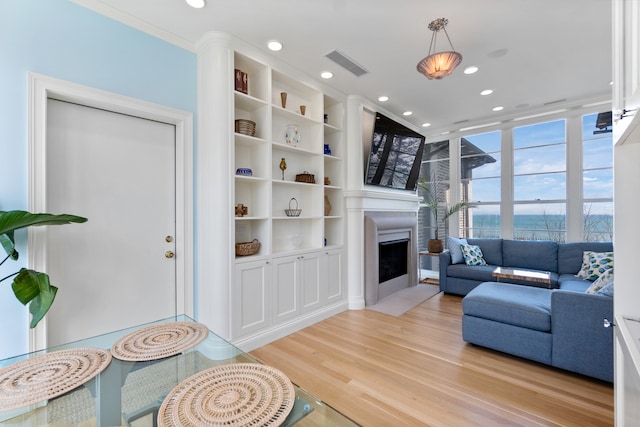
left=416, top=18, right=463, bottom=80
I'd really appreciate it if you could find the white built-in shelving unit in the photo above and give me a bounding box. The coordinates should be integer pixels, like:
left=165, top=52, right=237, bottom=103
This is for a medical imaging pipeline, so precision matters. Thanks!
left=196, top=37, right=347, bottom=350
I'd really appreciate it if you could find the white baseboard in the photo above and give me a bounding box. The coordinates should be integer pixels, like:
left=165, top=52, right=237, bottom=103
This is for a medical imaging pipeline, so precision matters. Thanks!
left=231, top=301, right=350, bottom=353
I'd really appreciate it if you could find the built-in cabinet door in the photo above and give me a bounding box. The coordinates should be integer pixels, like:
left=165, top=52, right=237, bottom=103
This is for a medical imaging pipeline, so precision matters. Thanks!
left=233, top=260, right=270, bottom=337
left=324, top=248, right=344, bottom=304
left=300, top=252, right=322, bottom=313
left=272, top=255, right=300, bottom=323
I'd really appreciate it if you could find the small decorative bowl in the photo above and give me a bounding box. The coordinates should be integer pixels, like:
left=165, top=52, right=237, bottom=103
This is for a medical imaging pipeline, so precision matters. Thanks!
left=236, top=168, right=253, bottom=176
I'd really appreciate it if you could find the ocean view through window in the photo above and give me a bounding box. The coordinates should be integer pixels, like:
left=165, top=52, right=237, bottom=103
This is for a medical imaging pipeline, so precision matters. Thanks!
left=419, top=108, right=613, bottom=245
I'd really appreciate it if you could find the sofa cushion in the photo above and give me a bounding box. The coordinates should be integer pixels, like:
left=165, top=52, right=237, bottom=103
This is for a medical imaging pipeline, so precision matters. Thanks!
left=503, top=240, right=558, bottom=273
left=447, top=264, right=498, bottom=282
left=577, top=251, right=614, bottom=281
left=467, top=238, right=503, bottom=266
left=557, top=242, right=614, bottom=275
left=558, top=274, right=592, bottom=292
left=462, top=282, right=552, bottom=332
left=461, top=243, right=487, bottom=266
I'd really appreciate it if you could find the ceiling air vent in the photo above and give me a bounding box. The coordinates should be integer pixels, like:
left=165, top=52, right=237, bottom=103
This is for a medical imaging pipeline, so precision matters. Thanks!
left=325, top=50, right=369, bottom=77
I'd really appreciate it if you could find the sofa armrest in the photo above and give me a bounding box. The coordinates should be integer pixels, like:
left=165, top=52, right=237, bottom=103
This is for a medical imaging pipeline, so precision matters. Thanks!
left=551, top=290, right=613, bottom=382
left=439, top=250, right=452, bottom=292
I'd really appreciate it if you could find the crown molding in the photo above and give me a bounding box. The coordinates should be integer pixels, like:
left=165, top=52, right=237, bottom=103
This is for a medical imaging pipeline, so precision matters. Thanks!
left=71, top=0, right=197, bottom=52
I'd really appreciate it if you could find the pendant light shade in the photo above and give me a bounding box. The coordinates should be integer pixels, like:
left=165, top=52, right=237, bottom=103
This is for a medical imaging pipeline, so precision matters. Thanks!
left=417, top=18, right=463, bottom=80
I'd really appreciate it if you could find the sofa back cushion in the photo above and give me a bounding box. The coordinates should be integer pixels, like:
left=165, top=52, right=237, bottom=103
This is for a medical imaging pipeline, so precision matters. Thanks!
left=502, top=240, right=558, bottom=272
left=557, top=242, right=614, bottom=275
left=467, top=238, right=502, bottom=265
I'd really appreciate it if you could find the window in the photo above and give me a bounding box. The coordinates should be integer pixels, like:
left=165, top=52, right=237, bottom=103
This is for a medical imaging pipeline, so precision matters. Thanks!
left=460, top=131, right=501, bottom=238
left=418, top=140, right=450, bottom=249
left=582, top=112, right=613, bottom=241
left=513, top=120, right=567, bottom=241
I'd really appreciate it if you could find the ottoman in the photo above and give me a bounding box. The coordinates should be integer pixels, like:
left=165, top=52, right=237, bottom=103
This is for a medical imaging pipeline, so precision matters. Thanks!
left=462, top=281, right=553, bottom=364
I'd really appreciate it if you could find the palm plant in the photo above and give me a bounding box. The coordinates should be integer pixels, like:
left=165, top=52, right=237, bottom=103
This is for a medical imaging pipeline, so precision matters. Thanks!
left=419, top=177, right=470, bottom=244
left=0, top=210, right=87, bottom=327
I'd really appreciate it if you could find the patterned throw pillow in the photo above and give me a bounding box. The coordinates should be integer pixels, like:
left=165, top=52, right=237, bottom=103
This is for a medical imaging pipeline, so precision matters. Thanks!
left=460, top=243, right=487, bottom=266
left=597, top=281, right=614, bottom=297
left=447, top=236, right=468, bottom=264
left=576, top=251, right=614, bottom=281
left=586, top=269, right=614, bottom=294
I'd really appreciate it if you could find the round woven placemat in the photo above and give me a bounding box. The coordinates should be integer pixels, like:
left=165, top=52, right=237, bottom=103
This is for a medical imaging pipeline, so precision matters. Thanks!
left=157, top=363, right=295, bottom=427
left=0, top=347, right=112, bottom=411
left=110, top=321, right=209, bottom=361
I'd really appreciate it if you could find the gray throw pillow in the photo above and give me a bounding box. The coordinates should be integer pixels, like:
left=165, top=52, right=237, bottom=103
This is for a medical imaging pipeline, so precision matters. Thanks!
left=447, top=236, right=468, bottom=264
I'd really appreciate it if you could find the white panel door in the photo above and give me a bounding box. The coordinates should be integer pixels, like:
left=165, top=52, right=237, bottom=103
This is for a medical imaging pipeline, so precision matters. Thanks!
left=45, top=99, right=177, bottom=346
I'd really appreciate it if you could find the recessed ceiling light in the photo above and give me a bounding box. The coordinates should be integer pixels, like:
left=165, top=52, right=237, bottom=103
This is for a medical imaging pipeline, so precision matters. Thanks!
left=320, top=71, right=333, bottom=79
left=492, top=106, right=504, bottom=112
left=403, top=111, right=412, bottom=116
left=422, top=122, right=431, bottom=127
left=186, top=0, right=205, bottom=8
left=378, top=96, right=389, bottom=102
left=464, top=66, right=479, bottom=74
left=480, top=89, right=493, bottom=96
left=267, top=40, right=283, bottom=51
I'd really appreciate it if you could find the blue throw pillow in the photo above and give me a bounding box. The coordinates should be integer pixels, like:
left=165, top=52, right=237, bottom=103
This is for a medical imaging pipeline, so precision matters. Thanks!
left=447, top=236, right=468, bottom=264
left=461, top=243, right=487, bottom=266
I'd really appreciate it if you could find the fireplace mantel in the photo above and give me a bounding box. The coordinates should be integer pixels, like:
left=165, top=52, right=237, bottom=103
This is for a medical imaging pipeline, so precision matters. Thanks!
left=345, top=188, right=421, bottom=309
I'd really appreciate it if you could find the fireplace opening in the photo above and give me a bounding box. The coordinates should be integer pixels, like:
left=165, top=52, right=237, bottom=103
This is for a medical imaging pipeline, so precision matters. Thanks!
left=379, top=239, right=409, bottom=283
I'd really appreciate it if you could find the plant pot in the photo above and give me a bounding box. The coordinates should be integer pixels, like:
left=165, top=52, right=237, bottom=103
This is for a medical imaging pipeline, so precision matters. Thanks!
left=427, top=239, right=443, bottom=253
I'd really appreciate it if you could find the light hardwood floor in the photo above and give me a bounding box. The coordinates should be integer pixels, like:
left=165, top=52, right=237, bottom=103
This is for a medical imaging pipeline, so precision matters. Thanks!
left=251, top=289, right=614, bottom=426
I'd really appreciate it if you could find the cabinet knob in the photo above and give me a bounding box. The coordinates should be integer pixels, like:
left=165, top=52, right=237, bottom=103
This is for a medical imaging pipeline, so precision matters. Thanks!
left=165, top=251, right=175, bottom=259
left=604, top=318, right=616, bottom=328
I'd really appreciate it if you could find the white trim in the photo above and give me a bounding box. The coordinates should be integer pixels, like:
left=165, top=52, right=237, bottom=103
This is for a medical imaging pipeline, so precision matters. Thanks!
left=28, top=72, right=194, bottom=351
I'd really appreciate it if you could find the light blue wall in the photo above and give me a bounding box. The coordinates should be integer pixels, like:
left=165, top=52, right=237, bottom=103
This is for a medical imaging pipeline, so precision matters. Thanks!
left=0, top=0, right=197, bottom=359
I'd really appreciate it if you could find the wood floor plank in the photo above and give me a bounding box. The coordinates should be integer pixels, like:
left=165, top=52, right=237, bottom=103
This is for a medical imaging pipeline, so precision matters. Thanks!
left=251, top=292, right=614, bottom=426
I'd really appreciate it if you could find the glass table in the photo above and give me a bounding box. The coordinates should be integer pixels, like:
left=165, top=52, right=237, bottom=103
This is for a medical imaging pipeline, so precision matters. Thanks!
left=0, top=315, right=359, bottom=426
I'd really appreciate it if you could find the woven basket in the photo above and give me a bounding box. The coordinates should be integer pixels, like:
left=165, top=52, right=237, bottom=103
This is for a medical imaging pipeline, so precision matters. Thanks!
left=284, top=198, right=302, bottom=217
left=236, top=239, right=260, bottom=256
left=295, top=171, right=315, bottom=183
left=235, top=119, right=256, bottom=137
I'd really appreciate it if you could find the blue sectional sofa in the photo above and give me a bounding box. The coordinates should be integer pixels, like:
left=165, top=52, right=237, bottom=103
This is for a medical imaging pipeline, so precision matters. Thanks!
left=438, top=238, right=614, bottom=382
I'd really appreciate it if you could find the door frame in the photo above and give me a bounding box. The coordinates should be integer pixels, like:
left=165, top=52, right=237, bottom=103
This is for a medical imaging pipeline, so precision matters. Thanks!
left=28, top=72, right=194, bottom=351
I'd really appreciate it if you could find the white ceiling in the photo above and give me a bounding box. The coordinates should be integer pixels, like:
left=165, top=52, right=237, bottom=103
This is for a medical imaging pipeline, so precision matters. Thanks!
left=74, top=0, right=613, bottom=136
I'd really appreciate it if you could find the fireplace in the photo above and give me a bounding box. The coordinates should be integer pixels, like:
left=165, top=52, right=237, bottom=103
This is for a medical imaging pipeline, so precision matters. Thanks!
left=364, top=212, right=418, bottom=305
left=379, top=239, right=409, bottom=283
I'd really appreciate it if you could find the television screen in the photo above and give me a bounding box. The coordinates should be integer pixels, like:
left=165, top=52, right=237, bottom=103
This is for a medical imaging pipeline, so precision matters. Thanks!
left=365, top=112, right=426, bottom=191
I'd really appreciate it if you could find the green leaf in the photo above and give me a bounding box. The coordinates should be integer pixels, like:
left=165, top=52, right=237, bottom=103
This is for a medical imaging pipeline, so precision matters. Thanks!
left=0, top=233, right=18, bottom=260
left=11, top=269, right=57, bottom=328
left=28, top=274, right=57, bottom=328
left=11, top=269, right=41, bottom=304
left=0, top=211, right=87, bottom=236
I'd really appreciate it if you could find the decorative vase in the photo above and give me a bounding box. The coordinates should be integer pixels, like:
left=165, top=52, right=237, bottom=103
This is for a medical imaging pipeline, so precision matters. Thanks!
left=300, top=105, right=306, bottom=115
left=279, top=157, right=287, bottom=180
left=285, top=124, right=300, bottom=146
left=324, top=144, right=332, bottom=155
left=427, top=239, right=443, bottom=253
left=280, top=92, right=287, bottom=108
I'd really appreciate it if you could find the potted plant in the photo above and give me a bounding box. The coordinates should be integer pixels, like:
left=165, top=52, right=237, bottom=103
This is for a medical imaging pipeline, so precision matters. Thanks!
left=0, top=210, right=87, bottom=328
left=418, top=178, right=470, bottom=253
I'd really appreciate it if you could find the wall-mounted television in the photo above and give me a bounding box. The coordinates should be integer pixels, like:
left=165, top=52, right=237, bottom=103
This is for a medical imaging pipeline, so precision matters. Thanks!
left=365, top=112, right=426, bottom=191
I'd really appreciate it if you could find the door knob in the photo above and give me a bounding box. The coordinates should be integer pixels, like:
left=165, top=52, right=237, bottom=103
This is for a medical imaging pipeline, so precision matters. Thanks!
left=165, top=251, right=175, bottom=259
